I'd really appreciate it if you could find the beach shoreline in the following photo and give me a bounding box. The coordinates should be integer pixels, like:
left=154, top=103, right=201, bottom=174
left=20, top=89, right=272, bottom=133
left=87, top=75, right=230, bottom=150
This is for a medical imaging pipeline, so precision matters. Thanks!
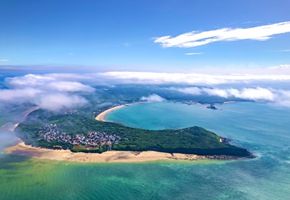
left=95, top=102, right=143, bottom=122
left=4, top=104, right=244, bottom=163
left=5, top=142, right=212, bottom=163
left=95, top=105, right=126, bottom=121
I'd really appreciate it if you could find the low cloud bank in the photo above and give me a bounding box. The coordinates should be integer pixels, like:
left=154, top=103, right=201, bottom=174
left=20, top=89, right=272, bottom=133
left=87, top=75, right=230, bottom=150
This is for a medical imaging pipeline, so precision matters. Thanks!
left=140, top=94, right=166, bottom=102
left=2, top=71, right=290, bottom=110
left=169, top=87, right=290, bottom=106
left=36, top=93, right=88, bottom=111
left=0, top=131, right=19, bottom=152
left=6, top=74, right=94, bottom=92
left=0, top=74, right=95, bottom=111
left=100, top=71, right=290, bottom=85
left=5, top=70, right=290, bottom=86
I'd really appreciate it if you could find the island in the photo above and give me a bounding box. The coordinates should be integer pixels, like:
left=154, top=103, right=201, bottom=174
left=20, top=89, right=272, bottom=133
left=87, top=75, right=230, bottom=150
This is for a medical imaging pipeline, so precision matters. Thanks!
left=10, top=105, right=254, bottom=162
left=207, top=104, right=218, bottom=110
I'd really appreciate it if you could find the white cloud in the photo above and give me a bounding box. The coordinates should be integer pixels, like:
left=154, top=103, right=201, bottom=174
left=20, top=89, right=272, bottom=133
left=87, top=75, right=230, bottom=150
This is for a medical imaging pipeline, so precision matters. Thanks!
left=5, top=68, right=290, bottom=87
left=185, top=52, right=203, bottom=55
left=35, top=93, right=87, bottom=111
left=46, top=81, right=94, bottom=92
left=154, top=21, right=290, bottom=48
left=1, top=74, right=95, bottom=111
left=169, top=87, right=202, bottom=95
left=140, top=94, right=166, bottom=102
left=203, top=88, right=230, bottom=98
left=7, top=74, right=54, bottom=87
left=7, top=74, right=95, bottom=92
left=226, top=88, right=275, bottom=101
left=169, top=87, right=279, bottom=102
left=101, top=71, right=290, bottom=85
left=0, top=87, right=89, bottom=111
left=0, top=131, right=19, bottom=151
left=2, top=72, right=290, bottom=109
left=6, top=73, right=97, bottom=87
left=0, top=88, right=42, bottom=102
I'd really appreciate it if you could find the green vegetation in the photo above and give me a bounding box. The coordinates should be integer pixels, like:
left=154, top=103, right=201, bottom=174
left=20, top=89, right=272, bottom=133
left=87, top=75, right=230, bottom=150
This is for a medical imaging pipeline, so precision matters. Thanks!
left=16, top=110, right=252, bottom=157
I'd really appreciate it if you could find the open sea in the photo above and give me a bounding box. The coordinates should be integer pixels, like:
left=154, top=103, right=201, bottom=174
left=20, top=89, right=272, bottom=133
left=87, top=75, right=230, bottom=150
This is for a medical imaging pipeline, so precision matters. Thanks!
left=1, top=102, right=290, bottom=200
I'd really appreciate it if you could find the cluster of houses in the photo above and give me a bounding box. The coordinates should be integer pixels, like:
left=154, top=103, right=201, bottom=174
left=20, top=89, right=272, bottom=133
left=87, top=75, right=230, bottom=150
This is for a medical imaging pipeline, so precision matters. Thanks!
left=37, top=124, right=121, bottom=149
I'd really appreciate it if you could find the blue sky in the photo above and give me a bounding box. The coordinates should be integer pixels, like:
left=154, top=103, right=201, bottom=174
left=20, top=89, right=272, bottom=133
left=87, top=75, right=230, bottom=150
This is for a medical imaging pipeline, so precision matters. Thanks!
left=0, top=0, right=290, bottom=72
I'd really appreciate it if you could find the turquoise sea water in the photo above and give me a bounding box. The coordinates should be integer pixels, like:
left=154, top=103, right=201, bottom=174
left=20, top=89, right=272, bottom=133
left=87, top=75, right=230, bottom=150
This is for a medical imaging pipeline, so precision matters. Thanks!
left=1, top=102, right=290, bottom=200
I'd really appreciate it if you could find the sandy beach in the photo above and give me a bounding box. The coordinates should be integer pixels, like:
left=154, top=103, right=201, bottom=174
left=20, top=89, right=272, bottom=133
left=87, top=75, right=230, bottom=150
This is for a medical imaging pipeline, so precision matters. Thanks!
left=95, top=105, right=126, bottom=121
left=95, top=102, right=144, bottom=122
left=5, top=142, right=205, bottom=163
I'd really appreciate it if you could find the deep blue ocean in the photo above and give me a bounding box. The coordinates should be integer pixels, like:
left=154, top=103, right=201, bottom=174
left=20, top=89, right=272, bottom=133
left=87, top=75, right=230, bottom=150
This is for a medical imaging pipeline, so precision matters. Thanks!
left=1, top=101, right=290, bottom=200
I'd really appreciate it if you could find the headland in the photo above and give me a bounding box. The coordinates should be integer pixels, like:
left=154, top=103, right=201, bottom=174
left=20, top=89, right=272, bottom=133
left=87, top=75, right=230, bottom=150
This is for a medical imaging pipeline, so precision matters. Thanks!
left=4, top=104, right=254, bottom=163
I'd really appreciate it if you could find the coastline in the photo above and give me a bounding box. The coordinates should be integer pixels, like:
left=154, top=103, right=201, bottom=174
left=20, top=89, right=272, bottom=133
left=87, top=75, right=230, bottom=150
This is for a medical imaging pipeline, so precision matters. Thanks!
left=95, top=105, right=126, bottom=122
left=3, top=104, right=247, bottom=163
left=5, top=142, right=210, bottom=163
left=1, top=106, right=39, bottom=132
left=95, top=102, right=143, bottom=122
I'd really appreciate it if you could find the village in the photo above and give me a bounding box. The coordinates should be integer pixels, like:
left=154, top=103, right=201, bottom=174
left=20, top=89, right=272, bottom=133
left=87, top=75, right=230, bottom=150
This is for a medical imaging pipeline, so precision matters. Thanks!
left=37, top=124, right=121, bottom=149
